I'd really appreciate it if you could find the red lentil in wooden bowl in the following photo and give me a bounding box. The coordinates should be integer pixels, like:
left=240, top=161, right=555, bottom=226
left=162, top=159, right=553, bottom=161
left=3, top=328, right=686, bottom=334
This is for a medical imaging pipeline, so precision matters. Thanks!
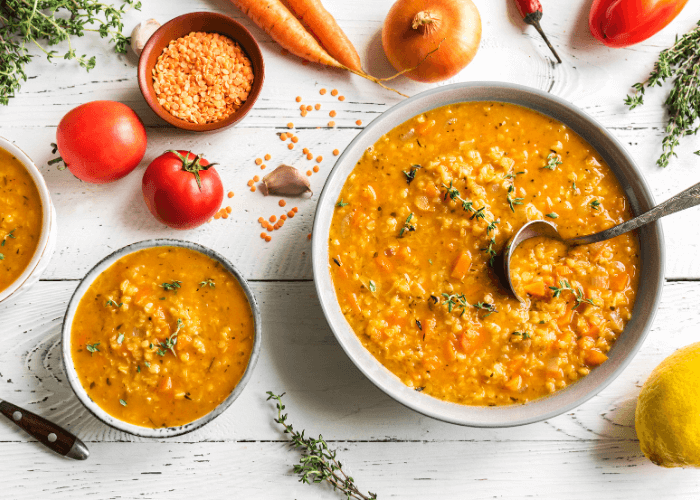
left=138, top=12, right=264, bottom=132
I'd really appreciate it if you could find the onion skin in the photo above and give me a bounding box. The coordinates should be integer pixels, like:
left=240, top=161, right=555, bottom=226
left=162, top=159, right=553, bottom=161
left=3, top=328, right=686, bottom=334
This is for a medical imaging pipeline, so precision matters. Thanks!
left=382, top=0, right=481, bottom=83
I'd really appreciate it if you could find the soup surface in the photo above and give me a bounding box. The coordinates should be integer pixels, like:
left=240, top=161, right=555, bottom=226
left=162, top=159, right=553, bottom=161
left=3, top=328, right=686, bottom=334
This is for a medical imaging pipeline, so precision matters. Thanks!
left=328, top=102, right=639, bottom=406
left=0, top=148, right=43, bottom=293
left=71, top=246, right=255, bottom=428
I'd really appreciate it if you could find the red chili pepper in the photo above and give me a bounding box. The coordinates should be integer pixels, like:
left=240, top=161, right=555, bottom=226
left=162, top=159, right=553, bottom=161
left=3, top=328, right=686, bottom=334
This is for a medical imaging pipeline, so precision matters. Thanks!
left=514, top=0, right=562, bottom=63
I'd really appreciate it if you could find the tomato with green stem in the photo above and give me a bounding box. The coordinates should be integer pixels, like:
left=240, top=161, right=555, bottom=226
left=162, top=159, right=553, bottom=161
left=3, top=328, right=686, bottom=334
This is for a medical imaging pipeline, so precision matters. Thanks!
left=589, top=0, right=689, bottom=48
left=142, top=151, right=224, bottom=230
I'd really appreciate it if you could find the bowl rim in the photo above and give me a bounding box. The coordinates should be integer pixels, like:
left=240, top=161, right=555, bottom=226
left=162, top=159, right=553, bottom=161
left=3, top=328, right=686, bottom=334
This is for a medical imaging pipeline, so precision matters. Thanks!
left=61, top=238, right=262, bottom=438
left=0, top=137, right=54, bottom=304
left=312, top=81, right=665, bottom=427
left=137, top=11, right=265, bottom=132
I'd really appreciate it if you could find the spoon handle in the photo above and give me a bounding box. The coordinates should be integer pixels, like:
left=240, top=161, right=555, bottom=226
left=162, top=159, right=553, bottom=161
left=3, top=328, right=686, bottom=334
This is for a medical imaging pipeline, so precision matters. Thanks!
left=0, top=399, right=89, bottom=460
left=568, top=180, right=700, bottom=246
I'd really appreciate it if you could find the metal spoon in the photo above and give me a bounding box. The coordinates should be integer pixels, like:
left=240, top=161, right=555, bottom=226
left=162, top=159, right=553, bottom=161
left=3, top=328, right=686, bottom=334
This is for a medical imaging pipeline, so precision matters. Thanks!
left=0, top=398, right=89, bottom=460
left=499, top=180, right=700, bottom=303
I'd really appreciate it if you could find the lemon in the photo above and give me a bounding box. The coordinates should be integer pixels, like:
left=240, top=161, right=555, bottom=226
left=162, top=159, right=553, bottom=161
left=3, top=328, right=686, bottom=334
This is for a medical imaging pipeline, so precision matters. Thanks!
left=635, top=342, right=700, bottom=468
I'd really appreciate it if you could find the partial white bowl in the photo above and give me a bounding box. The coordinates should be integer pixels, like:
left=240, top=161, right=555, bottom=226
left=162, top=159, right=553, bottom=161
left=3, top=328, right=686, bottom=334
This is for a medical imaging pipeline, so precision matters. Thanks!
left=61, top=239, right=261, bottom=438
left=312, top=82, right=665, bottom=427
left=0, top=137, right=56, bottom=304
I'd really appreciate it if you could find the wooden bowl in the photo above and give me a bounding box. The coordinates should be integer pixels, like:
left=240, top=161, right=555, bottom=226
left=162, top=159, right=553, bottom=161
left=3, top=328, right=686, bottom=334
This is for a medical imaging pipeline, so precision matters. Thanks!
left=137, top=12, right=265, bottom=132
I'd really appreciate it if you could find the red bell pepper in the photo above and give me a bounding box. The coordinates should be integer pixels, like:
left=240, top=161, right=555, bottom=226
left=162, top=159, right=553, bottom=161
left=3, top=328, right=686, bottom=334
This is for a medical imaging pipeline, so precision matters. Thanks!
left=589, top=0, right=689, bottom=47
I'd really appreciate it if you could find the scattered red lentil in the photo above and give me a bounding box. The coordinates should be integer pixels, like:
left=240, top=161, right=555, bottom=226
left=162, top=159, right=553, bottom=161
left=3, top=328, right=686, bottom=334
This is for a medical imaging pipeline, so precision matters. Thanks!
left=291, top=136, right=299, bottom=144
left=333, top=149, right=339, bottom=156
left=279, top=200, right=287, bottom=207
left=299, top=104, right=306, bottom=111
left=306, top=105, right=313, bottom=112
left=280, top=133, right=288, bottom=140
left=261, top=164, right=266, bottom=170
left=253, top=175, right=260, bottom=182
left=329, top=110, right=337, bottom=118
left=288, top=210, right=295, bottom=218
left=328, top=121, right=336, bottom=127
left=255, top=158, right=262, bottom=165
left=265, top=235, right=272, bottom=242
left=313, top=165, right=319, bottom=173
left=228, top=191, right=234, bottom=198
left=331, top=89, right=338, bottom=96
left=288, top=143, right=294, bottom=150
left=315, top=103, right=321, bottom=110
left=292, top=207, right=299, bottom=213
left=258, top=217, right=265, bottom=223
left=226, top=206, right=232, bottom=214
left=316, top=155, right=323, bottom=162
left=280, top=214, right=287, bottom=220
left=251, top=186, right=256, bottom=192
left=269, top=215, right=277, bottom=223
left=306, top=170, right=312, bottom=176
left=296, top=96, right=302, bottom=102
left=287, top=122, right=294, bottom=129
left=307, top=233, right=312, bottom=240
left=264, top=154, right=271, bottom=161
left=222, top=213, right=229, bottom=219
left=301, top=110, right=308, bottom=117
left=356, top=120, right=362, bottom=126
left=261, top=232, right=267, bottom=239
left=247, top=180, right=254, bottom=187
left=320, top=88, right=327, bottom=95
left=214, top=213, right=221, bottom=220
left=338, top=96, right=345, bottom=101
left=306, top=153, right=313, bottom=160
left=302, top=147, right=309, bottom=154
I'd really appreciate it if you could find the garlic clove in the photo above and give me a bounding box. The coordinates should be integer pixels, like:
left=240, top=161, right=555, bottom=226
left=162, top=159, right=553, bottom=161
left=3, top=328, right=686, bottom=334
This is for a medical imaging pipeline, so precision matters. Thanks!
left=262, top=165, right=312, bottom=197
left=131, top=19, right=161, bottom=57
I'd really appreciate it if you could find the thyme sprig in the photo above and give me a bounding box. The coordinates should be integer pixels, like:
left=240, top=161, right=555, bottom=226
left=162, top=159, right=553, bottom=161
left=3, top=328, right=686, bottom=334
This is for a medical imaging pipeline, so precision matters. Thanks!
left=625, top=21, right=700, bottom=167
left=199, top=279, right=215, bottom=288
left=442, top=182, right=475, bottom=213
left=403, top=164, right=421, bottom=184
left=473, top=302, right=498, bottom=317
left=441, top=293, right=469, bottom=316
left=398, top=213, right=415, bottom=238
left=1, top=228, right=16, bottom=246
left=0, top=0, right=141, bottom=105
left=157, top=319, right=182, bottom=357
left=160, top=280, right=182, bottom=292
left=266, top=392, right=378, bottom=500
left=544, top=152, right=562, bottom=170
left=549, top=280, right=596, bottom=309
left=507, top=185, right=524, bottom=212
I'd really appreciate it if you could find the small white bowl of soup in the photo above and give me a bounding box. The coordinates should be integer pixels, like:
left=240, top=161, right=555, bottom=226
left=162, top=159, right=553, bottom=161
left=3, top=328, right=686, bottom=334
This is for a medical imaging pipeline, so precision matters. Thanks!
left=61, top=239, right=261, bottom=437
left=0, top=137, right=56, bottom=303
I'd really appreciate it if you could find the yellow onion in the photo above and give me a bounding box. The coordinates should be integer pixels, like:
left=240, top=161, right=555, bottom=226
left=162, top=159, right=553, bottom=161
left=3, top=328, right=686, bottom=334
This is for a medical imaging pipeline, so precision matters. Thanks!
left=382, top=0, right=482, bottom=83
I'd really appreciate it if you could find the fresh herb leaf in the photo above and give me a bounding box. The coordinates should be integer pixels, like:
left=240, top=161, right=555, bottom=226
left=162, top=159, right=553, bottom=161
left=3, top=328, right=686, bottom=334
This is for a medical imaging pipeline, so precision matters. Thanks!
left=398, top=213, right=415, bottom=238
left=86, top=342, right=100, bottom=355
left=119, top=399, right=127, bottom=407
left=442, top=182, right=474, bottom=213
left=199, top=279, right=215, bottom=288
left=507, top=185, right=524, bottom=212
left=106, top=300, right=123, bottom=308
left=473, top=302, right=498, bottom=317
left=145, top=361, right=151, bottom=368
left=591, top=200, right=601, bottom=210
left=441, top=293, right=469, bottom=316
left=160, top=280, right=182, bottom=292
left=1, top=228, right=16, bottom=246
left=625, top=22, right=700, bottom=168
left=117, top=333, right=124, bottom=345
left=157, top=319, right=182, bottom=357
left=546, top=212, right=559, bottom=219
left=336, top=199, right=349, bottom=208
left=267, top=392, right=377, bottom=500
left=0, top=254, right=4, bottom=260
left=544, top=152, right=562, bottom=170
left=368, top=280, right=376, bottom=292
left=403, top=164, right=421, bottom=184
left=137, top=365, right=141, bottom=373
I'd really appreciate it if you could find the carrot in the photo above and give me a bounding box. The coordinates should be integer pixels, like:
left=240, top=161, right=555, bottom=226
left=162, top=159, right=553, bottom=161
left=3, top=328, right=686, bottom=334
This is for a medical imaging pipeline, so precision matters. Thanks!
left=450, top=251, right=472, bottom=280
left=227, top=0, right=407, bottom=96
left=284, top=0, right=362, bottom=71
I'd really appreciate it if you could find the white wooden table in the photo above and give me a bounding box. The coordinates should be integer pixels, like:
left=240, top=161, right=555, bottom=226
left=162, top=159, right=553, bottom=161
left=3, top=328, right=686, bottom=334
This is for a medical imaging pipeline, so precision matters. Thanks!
left=2, top=1, right=700, bottom=498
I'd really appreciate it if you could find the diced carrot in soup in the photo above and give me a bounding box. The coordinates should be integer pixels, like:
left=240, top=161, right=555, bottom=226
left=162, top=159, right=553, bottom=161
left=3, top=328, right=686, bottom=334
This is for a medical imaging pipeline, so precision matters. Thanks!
left=450, top=251, right=472, bottom=280
left=610, top=272, right=629, bottom=292
left=504, top=375, right=522, bottom=392
left=375, top=255, right=394, bottom=272
left=458, top=332, right=482, bottom=354
left=523, top=280, right=547, bottom=297
left=584, top=349, right=608, bottom=366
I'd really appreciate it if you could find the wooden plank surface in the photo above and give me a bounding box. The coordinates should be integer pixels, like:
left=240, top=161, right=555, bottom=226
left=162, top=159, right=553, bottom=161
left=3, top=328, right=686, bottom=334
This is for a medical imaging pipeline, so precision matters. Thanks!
left=2, top=0, right=700, bottom=498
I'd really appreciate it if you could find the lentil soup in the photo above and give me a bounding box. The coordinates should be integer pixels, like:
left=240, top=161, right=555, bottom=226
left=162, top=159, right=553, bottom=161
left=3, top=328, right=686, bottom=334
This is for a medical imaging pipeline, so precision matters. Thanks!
left=0, top=148, right=43, bottom=293
left=328, top=102, right=639, bottom=406
left=71, top=246, right=255, bottom=428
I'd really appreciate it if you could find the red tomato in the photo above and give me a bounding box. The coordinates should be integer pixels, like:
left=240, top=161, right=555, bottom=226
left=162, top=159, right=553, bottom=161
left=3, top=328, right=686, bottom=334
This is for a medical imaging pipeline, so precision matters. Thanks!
left=589, top=0, right=689, bottom=47
left=56, top=101, right=147, bottom=184
left=142, top=151, right=223, bottom=230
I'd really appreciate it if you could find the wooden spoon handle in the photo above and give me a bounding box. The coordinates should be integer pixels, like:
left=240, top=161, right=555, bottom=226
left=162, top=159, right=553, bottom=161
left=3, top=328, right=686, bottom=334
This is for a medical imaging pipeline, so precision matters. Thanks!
left=0, top=399, right=89, bottom=460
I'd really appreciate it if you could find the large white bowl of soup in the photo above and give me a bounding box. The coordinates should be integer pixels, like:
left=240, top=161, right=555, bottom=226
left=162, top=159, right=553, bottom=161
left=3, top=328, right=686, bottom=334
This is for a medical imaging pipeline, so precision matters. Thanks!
left=312, top=82, right=664, bottom=427
left=0, top=137, right=56, bottom=303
